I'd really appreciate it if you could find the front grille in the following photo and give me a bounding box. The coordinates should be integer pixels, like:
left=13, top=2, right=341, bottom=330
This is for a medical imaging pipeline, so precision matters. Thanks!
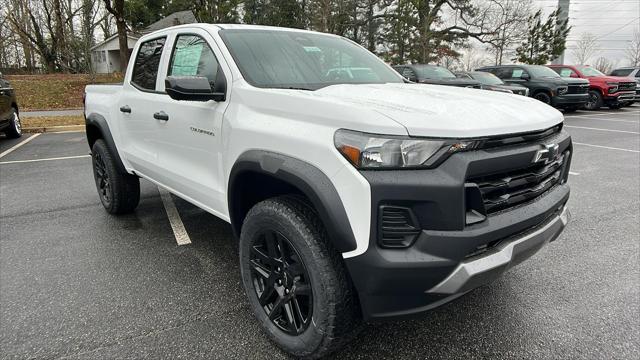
left=568, top=84, right=589, bottom=94
left=619, top=82, right=636, bottom=91
left=467, top=151, right=569, bottom=214
left=378, top=206, right=421, bottom=248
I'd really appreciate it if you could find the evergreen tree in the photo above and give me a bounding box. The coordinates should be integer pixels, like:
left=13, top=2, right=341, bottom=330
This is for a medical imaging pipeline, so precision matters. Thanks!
left=514, top=9, right=570, bottom=65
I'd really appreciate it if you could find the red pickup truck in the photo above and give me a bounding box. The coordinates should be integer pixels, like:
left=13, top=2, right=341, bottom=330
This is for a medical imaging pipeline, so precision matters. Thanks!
left=548, top=65, right=636, bottom=110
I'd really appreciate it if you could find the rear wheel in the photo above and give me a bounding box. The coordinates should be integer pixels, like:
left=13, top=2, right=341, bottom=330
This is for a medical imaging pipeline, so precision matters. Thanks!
left=584, top=90, right=603, bottom=110
left=534, top=92, right=551, bottom=105
left=239, top=196, right=361, bottom=359
left=91, top=139, right=140, bottom=214
left=4, top=108, right=22, bottom=139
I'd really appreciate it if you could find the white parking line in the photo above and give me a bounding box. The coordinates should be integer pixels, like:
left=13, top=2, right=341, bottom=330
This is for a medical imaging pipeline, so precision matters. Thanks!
left=565, top=116, right=639, bottom=124
left=573, top=142, right=640, bottom=153
left=158, top=186, right=192, bottom=246
left=569, top=171, right=580, bottom=176
left=566, top=110, right=640, bottom=118
left=564, top=125, right=639, bottom=135
left=0, top=154, right=90, bottom=165
left=0, top=133, right=41, bottom=159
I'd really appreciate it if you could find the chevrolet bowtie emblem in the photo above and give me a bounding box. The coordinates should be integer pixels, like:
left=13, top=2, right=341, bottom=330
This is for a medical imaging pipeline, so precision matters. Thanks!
left=533, top=143, right=560, bottom=164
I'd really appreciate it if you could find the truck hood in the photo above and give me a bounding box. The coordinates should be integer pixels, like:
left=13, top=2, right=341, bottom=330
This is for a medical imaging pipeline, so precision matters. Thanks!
left=587, top=75, right=636, bottom=83
left=314, top=83, right=563, bottom=138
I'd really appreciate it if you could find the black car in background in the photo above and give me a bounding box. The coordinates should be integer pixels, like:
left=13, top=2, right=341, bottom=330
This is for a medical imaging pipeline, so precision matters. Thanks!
left=393, top=64, right=482, bottom=88
left=456, top=71, right=529, bottom=96
left=477, top=65, right=589, bottom=112
left=0, top=72, right=22, bottom=138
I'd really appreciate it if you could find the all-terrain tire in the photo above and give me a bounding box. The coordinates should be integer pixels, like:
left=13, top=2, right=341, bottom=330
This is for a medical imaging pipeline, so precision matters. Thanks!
left=534, top=92, right=552, bottom=105
left=91, top=139, right=140, bottom=214
left=584, top=90, right=603, bottom=110
left=239, top=195, right=362, bottom=359
left=5, top=108, right=22, bottom=139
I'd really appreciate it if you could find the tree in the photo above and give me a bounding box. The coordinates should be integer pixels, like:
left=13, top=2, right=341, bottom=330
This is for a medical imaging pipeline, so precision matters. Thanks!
left=594, top=56, right=615, bottom=74
left=572, top=32, right=597, bottom=65
left=103, top=0, right=129, bottom=72
left=514, top=9, right=570, bottom=65
left=625, top=30, right=640, bottom=67
left=477, top=0, right=533, bottom=65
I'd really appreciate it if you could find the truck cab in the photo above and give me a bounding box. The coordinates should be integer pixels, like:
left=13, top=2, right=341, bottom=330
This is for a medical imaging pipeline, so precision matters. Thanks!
left=549, top=65, right=637, bottom=110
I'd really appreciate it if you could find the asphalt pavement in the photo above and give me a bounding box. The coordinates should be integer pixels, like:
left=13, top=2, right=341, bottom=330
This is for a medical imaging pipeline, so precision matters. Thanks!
left=1, top=107, right=638, bottom=359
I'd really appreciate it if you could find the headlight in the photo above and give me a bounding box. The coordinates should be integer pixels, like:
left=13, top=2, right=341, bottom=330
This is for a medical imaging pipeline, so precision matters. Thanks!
left=607, top=82, right=619, bottom=93
left=334, top=129, right=480, bottom=169
left=557, top=87, right=568, bottom=95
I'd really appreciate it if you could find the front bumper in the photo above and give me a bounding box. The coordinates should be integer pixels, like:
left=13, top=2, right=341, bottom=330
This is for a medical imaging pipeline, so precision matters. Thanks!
left=344, top=130, right=572, bottom=321
left=428, top=206, right=570, bottom=295
left=552, top=93, right=589, bottom=108
left=605, top=91, right=636, bottom=104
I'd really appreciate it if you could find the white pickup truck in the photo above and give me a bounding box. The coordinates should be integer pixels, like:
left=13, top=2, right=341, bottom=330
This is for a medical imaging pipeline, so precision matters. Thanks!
left=84, top=24, right=572, bottom=358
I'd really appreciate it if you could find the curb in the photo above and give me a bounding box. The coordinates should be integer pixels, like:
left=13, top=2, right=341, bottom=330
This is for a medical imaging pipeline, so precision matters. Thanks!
left=23, top=125, right=85, bottom=133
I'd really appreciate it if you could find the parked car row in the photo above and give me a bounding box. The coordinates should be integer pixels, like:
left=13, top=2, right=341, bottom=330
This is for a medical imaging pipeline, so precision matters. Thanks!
left=392, top=63, right=640, bottom=112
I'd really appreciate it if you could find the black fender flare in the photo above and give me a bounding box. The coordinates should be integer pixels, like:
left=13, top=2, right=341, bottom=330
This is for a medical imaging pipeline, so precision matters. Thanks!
left=85, top=113, right=127, bottom=174
left=228, top=150, right=357, bottom=253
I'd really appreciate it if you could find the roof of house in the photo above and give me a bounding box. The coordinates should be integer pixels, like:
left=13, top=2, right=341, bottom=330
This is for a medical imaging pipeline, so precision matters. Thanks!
left=143, top=10, right=197, bottom=33
left=90, top=33, right=140, bottom=51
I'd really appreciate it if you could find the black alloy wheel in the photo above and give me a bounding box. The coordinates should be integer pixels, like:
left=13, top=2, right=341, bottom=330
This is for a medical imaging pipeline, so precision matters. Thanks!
left=584, top=90, right=603, bottom=110
left=249, top=230, right=313, bottom=335
left=93, top=151, right=112, bottom=206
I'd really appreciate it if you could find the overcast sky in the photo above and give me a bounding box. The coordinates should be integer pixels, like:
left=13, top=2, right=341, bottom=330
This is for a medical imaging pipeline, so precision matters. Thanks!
left=535, top=0, right=640, bottom=66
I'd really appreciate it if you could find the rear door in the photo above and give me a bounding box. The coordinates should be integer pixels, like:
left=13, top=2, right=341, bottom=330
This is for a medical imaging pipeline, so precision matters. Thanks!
left=118, top=36, right=170, bottom=179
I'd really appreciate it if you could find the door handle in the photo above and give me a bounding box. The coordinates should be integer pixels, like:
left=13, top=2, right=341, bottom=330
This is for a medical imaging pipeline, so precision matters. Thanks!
left=153, top=111, right=169, bottom=121
left=119, top=105, right=131, bottom=113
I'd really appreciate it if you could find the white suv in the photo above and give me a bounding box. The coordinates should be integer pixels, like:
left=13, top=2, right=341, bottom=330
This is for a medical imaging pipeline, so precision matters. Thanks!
left=84, top=24, right=572, bottom=358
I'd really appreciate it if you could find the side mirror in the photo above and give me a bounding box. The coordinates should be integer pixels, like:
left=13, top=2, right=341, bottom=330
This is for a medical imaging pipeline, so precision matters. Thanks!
left=408, top=75, right=418, bottom=82
left=165, top=67, right=226, bottom=102
left=520, top=73, right=530, bottom=80
left=570, top=73, right=579, bottom=78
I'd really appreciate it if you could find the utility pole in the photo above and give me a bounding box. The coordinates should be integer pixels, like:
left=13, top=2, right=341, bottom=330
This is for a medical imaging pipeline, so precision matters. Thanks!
left=552, top=0, right=571, bottom=64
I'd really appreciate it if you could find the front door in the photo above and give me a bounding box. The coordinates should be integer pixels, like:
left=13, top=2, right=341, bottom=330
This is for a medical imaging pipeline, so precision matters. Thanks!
left=147, top=30, right=231, bottom=216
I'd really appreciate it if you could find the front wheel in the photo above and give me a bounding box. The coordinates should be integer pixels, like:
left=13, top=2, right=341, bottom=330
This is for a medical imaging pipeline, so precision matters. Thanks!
left=91, top=139, right=140, bottom=214
left=534, top=92, right=551, bottom=105
left=4, top=108, right=22, bottom=138
left=239, top=196, right=361, bottom=359
left=584, top=90, right=603, bottom=110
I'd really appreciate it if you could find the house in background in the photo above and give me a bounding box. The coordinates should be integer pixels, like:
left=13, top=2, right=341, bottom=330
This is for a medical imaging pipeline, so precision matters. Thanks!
left=90, top=10, right=197, bottom=73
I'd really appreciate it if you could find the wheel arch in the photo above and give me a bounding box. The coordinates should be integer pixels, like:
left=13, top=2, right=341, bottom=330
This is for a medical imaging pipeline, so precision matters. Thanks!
left=85, top=113, right=127, bottom=174
left=228, top=150, right=358, bottom=254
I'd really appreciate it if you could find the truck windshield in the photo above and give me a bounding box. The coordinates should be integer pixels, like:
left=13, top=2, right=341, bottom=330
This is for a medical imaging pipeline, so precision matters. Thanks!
left=413, top=65, right=456, bottom=79
left=527, top=66, right=561, bottom=78
left=575, top=66, right=604, bottom=77
left=219, top=29, right=403, bottom=90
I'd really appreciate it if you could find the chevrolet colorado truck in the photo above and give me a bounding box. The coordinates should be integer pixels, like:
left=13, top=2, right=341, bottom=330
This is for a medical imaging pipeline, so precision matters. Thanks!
left=478, top=64, right=589, bottom=112
left=84, top=24, right=572, bottom=359
left=548, top=65, right=636, bottom=110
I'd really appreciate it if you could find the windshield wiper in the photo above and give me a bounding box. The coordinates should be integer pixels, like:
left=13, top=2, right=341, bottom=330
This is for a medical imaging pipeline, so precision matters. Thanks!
left=273, top=86, right=315, bottom=91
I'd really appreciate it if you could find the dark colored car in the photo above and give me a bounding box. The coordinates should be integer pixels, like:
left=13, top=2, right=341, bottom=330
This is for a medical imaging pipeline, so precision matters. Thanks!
left=548, top=65, right=636, bottom=110
left=457, top=71, right=529, bottom=96
left=0, top=72, right=22, bottom=138
left=477, top=65, right=589, bottom=112
left=393, top=64, right=482, bottom=88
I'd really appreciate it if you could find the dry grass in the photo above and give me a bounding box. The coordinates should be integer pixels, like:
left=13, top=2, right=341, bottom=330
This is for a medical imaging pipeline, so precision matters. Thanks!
left=22, top=115, right=84, bottom=129
left=7, top=73, right=124, bottom=111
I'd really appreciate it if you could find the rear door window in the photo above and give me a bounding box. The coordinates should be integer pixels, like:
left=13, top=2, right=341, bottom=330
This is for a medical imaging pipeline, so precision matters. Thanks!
left=131, top=37, right=167, bottom=91
left=168, top=34, right=219, bottom=85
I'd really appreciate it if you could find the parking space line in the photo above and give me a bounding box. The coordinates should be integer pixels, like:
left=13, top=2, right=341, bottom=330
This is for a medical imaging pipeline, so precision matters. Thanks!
left=573, top=142, right=640, bottom=153
left=0, top=154, right=90, bottom=165
left=565, top=111, right=640, bottom=118
left=564, top=125, right=639, bottom=134
left=0, top=133, right=41, bottom=159
left=565, top=116, right=639, bottom=124
left=569, top=171, right=580, bottom=176
left=158, top=186, right=192, bottom=246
